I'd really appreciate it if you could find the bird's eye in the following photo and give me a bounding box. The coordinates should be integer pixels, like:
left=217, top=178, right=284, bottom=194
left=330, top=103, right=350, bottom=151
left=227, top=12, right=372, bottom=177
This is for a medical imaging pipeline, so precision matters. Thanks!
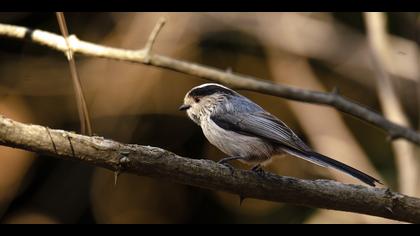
left=194, top=97, right=200, bottom=103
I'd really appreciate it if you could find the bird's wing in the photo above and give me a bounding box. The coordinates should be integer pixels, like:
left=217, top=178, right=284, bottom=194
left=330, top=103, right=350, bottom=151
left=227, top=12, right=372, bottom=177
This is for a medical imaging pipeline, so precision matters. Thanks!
left=210, top=111, right=311, bottom=152
left=210, top=110, right=381, bottom=186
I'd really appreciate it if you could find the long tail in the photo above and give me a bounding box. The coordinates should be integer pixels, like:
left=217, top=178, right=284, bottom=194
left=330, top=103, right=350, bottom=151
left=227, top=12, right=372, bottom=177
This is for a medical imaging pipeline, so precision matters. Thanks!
left=282, top=147, right=381, bottom=187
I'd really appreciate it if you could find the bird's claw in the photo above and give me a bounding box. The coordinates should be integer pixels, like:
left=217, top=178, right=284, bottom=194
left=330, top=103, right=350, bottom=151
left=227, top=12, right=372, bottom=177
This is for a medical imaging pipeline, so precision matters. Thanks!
left=251, top=164, right=266, bottom=177
left=217, top=160, right=235, bottom=174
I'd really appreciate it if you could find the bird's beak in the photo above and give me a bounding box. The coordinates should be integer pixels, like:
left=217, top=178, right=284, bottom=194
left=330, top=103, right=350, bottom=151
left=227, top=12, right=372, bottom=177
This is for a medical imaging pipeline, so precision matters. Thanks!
left=179, top=104, right=191, bottom=111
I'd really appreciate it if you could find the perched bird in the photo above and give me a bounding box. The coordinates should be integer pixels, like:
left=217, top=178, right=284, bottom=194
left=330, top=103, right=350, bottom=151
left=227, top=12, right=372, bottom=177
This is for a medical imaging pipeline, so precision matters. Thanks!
left=179, top=83, right=380, bottom=186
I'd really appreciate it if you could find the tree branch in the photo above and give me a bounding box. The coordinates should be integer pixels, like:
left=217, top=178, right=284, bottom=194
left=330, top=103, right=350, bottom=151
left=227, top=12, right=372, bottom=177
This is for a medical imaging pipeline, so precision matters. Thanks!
left=0, top=115, right=419, bottom=223
left=364, top=12, right=419, bottom=196
left=0, top=22, right=419, bottom=145
left=143, top=17, right=166, bottom=62
left=55, top=12, right=92, bottom=135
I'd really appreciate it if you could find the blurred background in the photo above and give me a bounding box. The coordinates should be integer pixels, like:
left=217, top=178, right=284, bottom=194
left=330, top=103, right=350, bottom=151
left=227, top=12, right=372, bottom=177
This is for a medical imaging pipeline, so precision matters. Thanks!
left=0, top=12, right=419, bottom=223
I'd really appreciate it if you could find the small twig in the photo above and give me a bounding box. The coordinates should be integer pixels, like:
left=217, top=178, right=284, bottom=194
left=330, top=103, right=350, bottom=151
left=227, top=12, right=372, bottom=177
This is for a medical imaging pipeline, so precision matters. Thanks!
left=114, top=170, right=120, bottom=186
left=113, top=150, right=131, bottom=186
left=55, top=12, right=92, bottom=135
left=0, top=115, right=420, bottom=223
left=143, top=17, right=166, bottom=62
left=239, top=195, right=246, bottom=205
left=331, top=86, right=340, bottom=96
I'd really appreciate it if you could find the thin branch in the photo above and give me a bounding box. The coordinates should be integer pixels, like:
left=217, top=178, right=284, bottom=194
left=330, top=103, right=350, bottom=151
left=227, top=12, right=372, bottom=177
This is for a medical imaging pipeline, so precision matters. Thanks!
left=0, top=115, right=419, bottom=223
left=55, top=12, right=92, bottom=135
left=143, top=17, right=166, bottom=62
left=0, top=23, right=420, bottom=146
left=364, top=12, right=419, bottom=196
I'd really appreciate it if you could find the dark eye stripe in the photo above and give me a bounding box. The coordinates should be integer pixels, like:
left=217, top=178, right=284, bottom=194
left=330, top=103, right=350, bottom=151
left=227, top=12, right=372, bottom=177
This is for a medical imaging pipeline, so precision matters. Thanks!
left=189, top=85, right=235, bottom=97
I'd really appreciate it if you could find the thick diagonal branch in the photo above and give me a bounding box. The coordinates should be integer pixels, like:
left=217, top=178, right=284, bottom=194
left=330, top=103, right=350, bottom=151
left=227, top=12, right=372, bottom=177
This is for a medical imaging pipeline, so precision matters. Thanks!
left=0, top=23, right=419, bottom=145
left=0, top=115, right=419, bottom=223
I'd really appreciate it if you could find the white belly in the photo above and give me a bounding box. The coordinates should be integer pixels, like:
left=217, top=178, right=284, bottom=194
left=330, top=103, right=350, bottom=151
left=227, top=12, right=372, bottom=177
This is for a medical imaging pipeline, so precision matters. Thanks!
left=200, top=116, right=273, bottom=163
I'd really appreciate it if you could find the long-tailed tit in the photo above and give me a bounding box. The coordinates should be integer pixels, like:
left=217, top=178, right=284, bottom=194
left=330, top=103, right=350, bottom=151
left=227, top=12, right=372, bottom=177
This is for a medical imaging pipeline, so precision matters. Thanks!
left=179, top=83, right=380, bottom=186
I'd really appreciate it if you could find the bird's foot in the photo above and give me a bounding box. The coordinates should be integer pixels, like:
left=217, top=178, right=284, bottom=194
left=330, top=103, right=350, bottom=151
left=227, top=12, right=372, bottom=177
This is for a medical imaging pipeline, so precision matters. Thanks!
left=251, top=164, right=266, bottom=177
left=217, top=159, right=235, bottom=174
left=217, top=156, right=246, bottom=174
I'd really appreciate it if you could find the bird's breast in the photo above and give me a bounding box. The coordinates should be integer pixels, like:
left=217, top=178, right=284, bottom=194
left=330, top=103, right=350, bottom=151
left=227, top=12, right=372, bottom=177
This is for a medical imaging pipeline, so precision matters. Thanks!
left=200, top=116, right=274, bottom=162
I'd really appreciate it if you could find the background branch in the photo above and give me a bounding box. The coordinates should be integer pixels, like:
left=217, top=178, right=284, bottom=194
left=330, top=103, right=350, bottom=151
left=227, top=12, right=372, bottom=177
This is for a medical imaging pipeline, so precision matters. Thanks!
left=364, top=12, right=419, bottom=196
left=55, top=12, right=92, bottom=135
left=0, top=22, right=419, bottom=146
left=0, top=114, right=419, bottom=223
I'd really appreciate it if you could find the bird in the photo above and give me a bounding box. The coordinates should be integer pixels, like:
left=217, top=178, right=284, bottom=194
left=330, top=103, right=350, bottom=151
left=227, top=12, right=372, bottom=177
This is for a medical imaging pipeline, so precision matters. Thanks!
left=179, top=83, right=381, bottom=187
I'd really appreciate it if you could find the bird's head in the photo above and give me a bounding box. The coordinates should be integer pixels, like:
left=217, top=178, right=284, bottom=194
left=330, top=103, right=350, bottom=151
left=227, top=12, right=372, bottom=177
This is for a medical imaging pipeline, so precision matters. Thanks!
left=179, top=83, right=236, bottom=125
